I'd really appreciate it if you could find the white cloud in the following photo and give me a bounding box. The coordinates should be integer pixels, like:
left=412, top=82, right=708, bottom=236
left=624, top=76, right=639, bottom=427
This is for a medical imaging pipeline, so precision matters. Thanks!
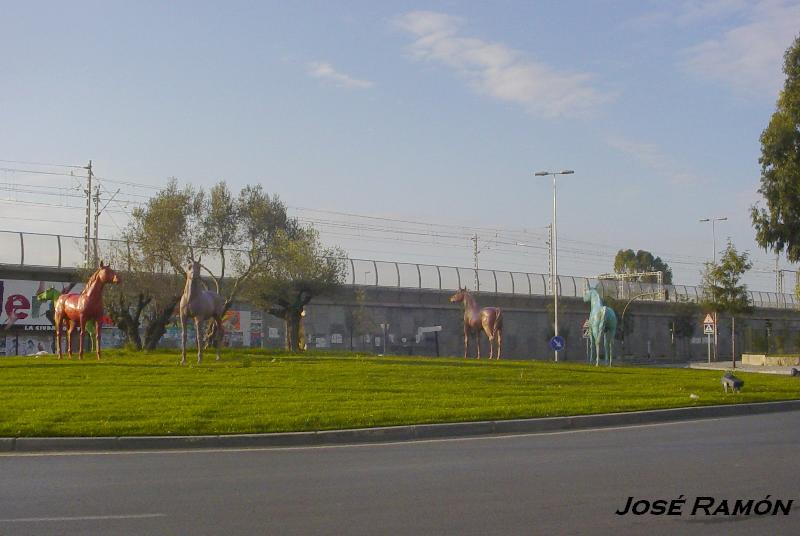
left=605, top=135, right=701, bottom=185
left=395, top=11, right=613, bottom=118
left=680, top=0, right=800, bottom=95
left=624, top=1, right=748, bottom=32
left=677, top=0, right=749, bottom=23
left=307, top=62, right=374, bottom=90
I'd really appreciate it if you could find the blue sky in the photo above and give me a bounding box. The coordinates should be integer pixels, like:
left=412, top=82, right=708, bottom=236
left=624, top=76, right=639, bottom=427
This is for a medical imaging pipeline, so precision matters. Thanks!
left=1, top=1, right=799, bottom=289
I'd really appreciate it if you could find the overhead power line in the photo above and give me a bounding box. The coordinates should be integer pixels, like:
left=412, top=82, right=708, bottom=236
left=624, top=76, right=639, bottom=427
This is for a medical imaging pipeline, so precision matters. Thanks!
left=0, top=158, right=84, bottom=169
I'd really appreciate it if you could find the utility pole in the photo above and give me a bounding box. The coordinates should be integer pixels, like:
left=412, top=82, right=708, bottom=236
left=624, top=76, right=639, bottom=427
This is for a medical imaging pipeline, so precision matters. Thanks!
left=83, top=160, right=93, bottom=266
left=472, top=233, right=479, bottom=291
left=93, top=185, right=121, bottom=268
left=93, top=184, right=101, bottom=266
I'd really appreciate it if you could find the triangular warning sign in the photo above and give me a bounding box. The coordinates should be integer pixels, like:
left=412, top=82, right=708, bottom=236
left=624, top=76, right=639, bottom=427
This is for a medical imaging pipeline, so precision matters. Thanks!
left=703, top=313, right=715, bottom=325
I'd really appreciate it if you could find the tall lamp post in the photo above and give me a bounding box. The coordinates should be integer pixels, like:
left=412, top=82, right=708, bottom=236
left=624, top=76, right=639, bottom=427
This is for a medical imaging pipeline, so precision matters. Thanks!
left=699, top=217, right=727, bottom=264
left=700, top=216, right=727, bottom=361
left=535, top=169, right=574, bottom=362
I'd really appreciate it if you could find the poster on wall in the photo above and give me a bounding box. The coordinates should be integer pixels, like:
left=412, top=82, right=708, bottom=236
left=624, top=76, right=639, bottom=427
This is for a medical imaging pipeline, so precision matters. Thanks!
left=222, top=310, right=241, bottom=331
left=0, top=279, right=82, bottom=328
left=0, top=279, right=85, bottom=355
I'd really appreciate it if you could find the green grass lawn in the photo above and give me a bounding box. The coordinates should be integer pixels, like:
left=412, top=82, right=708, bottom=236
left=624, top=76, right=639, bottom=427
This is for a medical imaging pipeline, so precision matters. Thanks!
left=1, top=349, right=798, bottom=437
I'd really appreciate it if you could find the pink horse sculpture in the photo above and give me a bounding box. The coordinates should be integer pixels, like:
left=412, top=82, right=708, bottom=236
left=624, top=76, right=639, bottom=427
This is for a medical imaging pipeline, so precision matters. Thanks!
left=449, top=287, right=503, bottom=359
left=179, top=258, right=225, bottom=365
left=54, top=261, right=120, bottom=360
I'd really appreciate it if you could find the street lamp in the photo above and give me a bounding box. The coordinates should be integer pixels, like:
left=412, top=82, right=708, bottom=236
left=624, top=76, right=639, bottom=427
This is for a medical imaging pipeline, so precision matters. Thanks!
left=534, top=169, right=574, bottom=362
left=699, top=217, right=727, bottom=264
left=699, top=216, right=726, bottom=362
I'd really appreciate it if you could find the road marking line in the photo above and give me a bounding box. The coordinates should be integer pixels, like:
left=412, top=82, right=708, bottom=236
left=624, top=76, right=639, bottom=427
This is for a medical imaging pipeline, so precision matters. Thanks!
left=0, top=513, right=166, bottom=523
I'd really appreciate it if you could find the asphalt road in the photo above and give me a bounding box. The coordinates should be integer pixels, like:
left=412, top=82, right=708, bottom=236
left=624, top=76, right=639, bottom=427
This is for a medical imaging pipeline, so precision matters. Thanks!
left=1, top=411, right=798, bottom=536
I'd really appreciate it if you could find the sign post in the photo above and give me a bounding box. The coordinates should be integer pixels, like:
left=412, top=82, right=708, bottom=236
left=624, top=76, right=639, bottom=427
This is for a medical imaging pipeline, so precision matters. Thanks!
left=703, top=313, right=715, bottom=363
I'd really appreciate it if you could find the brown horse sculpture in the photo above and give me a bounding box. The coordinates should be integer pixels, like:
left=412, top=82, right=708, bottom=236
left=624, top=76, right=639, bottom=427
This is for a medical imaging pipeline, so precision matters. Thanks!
left=449, top=287, right=503, bottom=359
left=54, top=261, right=120, bottom=360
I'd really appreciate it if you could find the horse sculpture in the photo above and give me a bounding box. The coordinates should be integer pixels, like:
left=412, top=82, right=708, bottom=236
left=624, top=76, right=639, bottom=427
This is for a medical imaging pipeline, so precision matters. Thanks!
left=583, top=285, right=618, bottom=366
left=37, top=286, right=97, bottom=352
left=179, top=258, right=225, bottom=365
left=449, top=287, right=503, bottom=359
left=54, top=262, right=120, bottom=360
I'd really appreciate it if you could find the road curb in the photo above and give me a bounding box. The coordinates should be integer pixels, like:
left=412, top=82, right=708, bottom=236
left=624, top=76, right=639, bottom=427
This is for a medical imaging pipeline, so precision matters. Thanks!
left=4, top=399, right=800, bottom=453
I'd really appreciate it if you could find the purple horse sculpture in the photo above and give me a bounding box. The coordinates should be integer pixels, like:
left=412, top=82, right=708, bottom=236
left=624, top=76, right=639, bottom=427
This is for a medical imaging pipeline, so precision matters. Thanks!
left=449, top=287, right=503, bottom=359
left=179, top=258, right=225, bottom=365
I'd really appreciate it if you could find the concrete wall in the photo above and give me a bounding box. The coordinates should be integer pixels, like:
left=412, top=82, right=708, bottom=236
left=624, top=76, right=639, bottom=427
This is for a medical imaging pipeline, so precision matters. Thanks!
left=304, top=286, right=800, bottom=362
left=3, top=265, right=799, bottom=361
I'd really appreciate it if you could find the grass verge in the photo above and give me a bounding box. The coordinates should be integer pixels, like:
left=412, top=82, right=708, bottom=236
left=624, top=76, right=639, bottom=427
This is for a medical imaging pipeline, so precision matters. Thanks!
left=1, top=349, right=798, bottom=437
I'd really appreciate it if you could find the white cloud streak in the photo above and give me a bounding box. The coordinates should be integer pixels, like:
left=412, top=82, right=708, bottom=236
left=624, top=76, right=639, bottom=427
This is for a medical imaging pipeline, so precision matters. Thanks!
left=680, top=0, right=800, bottom=95
left=307, top=62, right=374, bottom=90
left=395, top=11, right=613, bottom=118
left=605, top=135, right=700, bottom=185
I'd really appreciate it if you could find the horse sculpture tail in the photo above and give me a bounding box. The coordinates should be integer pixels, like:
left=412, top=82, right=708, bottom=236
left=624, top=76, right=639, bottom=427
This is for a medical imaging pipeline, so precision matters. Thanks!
left=493, top=308, right=503, bottom=336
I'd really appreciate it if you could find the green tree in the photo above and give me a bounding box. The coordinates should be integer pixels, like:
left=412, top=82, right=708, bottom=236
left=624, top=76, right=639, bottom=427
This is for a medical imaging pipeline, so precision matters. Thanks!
left=109, top=180, right=296, bottom=350
left=201, top=181, right=239, bottom=281
left=248, top=228, right=347, bottom=351
left=601, top=295, right=632, bottom=357
left=99, top=181, right=202, bottom=350
left=752, top=36, right=800, bottom=270
left=198, top=183, right=293, bottom=346
left=130, top=179, right=203, bottom=273
left=700, top=240, right=752, bottom=367
left=345, top=287, right=375, bottom=350
left=613, top=249, right=673, bottom=284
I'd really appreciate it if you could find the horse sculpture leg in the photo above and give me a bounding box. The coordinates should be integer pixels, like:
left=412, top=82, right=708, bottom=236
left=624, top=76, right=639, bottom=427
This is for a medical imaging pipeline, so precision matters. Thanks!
left=606, top=332, right=613, bottom=367
left=78, top=317, right=86, bottom=360
left=195, top=317, right=204, bottom=364
left=95, top=319, right=102, bottom=360
left=586, top=335, right=591, bottom=364
left=475, top=331, right=481, bottom=359
left=463, top=330, right=469, bottom=359
left=497, top=326, right=502, bottom=360
left=55, top=313, right=63, bottom=359
left=594, top=331, right=601, bottom=367
left=486, top=326, right=495, bottom=360
left=215, top=317, right=223, bottom=361
left=179, top=313, right=188, bottom=365
left=66, top=320, right=75, bottom=359
left=594, top=337, right=600, bottom=367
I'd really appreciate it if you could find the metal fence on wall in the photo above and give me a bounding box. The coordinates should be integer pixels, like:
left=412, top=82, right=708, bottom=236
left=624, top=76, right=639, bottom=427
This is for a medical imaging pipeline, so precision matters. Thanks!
left=1, top=229, right=797, bottom=310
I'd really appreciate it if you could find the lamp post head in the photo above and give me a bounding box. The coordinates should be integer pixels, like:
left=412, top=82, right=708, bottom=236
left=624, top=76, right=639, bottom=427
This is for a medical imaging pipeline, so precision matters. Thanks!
left=534, top=169, right=574, bottom=176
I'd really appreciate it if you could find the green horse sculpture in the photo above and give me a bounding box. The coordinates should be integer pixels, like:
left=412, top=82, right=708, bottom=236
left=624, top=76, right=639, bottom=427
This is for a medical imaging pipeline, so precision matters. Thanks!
left=36, top=287, right=97, bottom=352
left=583, top=285, right=618, bottom=366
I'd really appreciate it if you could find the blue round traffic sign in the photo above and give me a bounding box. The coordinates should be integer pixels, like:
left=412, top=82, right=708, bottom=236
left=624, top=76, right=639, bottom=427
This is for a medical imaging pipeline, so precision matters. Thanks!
left=549, top=335, right=566, bottom=351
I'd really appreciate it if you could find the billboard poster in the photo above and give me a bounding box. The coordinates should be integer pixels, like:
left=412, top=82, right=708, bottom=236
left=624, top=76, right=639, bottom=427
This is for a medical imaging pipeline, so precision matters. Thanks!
left=0, top=279, right=81, bottom=328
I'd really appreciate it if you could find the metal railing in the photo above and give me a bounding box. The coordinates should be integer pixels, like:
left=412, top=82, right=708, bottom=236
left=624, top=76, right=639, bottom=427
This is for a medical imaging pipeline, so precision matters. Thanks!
left=1, top=229, right=797, bottom=309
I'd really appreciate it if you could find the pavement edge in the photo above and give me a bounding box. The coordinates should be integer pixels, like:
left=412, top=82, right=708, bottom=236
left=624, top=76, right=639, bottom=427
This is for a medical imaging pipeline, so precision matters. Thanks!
left=4, top=399, right=800, bottom=453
